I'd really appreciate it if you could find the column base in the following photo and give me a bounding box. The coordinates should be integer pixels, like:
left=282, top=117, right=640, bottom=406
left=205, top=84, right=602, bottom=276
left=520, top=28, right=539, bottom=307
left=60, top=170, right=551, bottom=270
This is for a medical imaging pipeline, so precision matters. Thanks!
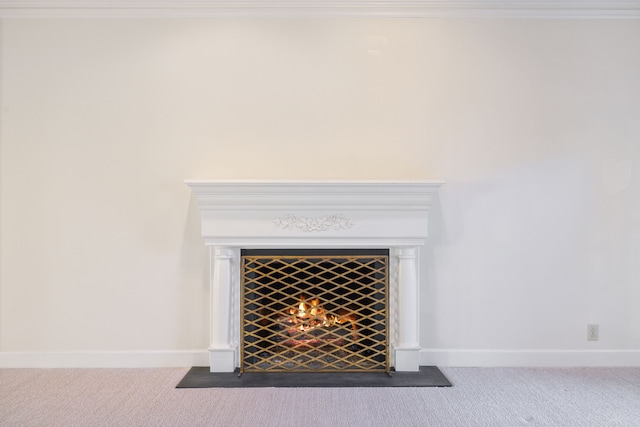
left=208, top=347, right=236, bottom=372
left=394, top=347, right=421, bottom=371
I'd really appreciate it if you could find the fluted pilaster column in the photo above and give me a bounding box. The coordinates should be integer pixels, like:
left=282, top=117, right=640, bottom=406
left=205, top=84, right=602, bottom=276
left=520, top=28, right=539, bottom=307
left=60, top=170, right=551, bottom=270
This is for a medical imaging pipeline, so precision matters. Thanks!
left=208, top=246, right=236, bottom=372
left=394, top=247, right=421, bottom=371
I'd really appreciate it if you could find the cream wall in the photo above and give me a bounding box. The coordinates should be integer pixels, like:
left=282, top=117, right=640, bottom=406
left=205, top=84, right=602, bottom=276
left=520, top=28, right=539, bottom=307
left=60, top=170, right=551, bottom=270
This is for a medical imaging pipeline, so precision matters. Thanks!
left=1, top=18, right=639, bottom=366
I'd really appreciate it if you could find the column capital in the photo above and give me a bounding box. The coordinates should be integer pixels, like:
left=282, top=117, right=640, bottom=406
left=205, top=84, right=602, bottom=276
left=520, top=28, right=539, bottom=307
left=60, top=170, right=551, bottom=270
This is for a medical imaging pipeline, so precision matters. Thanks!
left=396, top=246, right=418, bottom=259
left=213, top=246, right=235, bottom=259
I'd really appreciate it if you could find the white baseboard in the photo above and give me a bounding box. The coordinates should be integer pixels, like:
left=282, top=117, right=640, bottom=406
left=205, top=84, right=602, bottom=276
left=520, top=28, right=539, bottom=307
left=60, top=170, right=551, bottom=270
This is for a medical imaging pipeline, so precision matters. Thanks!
left=421, top=349, right=640, bottom=367
left=0, top=350, right=209, bottom=368
left=2, top=349, right=638, bottom=368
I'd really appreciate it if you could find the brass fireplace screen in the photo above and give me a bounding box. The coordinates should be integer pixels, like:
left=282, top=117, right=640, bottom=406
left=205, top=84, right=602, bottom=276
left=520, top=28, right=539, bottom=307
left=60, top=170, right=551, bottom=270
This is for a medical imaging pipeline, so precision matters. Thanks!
left=241, top=249, right=389, bottom=373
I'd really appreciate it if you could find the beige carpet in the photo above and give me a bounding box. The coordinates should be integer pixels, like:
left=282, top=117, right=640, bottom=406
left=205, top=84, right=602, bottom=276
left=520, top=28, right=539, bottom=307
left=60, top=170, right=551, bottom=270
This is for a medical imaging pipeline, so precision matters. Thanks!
left=1, top=367, right=639, bottom=426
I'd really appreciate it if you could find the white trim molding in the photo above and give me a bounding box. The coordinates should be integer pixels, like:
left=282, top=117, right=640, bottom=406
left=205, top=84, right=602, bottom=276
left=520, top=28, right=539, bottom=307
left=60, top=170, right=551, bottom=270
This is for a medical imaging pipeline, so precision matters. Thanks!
left=1, top=1, right=639, bottom=19
left=0, top=350, right=210, bottom=368
left=3, top=349, right=637, bottom=368
left=421, top=349, right=640, bottom=367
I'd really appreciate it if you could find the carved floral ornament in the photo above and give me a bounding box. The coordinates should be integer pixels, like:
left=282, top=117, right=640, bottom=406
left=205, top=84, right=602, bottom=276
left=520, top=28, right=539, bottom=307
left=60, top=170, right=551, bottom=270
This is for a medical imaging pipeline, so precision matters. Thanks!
left=273, top=214, right=355, bottom=232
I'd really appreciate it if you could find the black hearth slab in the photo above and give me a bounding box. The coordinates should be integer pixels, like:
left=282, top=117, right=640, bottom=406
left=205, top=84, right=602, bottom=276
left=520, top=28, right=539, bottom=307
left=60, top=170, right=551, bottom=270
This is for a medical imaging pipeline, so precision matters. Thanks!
left=176, top=366, right=452, bottom=388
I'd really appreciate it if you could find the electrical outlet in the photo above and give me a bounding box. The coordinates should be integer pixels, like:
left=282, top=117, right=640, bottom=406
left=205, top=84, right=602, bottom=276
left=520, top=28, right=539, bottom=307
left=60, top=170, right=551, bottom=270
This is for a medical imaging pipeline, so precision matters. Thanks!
left=587, top=324, right=599, bottom=341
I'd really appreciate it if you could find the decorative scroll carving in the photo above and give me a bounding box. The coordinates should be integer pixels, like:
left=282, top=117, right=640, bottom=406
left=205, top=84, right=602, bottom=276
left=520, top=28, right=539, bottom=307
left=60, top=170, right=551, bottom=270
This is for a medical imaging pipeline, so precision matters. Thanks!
left=273, top=214, right=354, bottom=232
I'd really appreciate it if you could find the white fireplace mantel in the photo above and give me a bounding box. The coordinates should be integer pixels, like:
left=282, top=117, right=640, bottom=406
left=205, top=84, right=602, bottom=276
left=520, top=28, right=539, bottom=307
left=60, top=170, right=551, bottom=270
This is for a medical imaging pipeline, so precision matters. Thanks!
left=186, top=180, right=444, bottom=372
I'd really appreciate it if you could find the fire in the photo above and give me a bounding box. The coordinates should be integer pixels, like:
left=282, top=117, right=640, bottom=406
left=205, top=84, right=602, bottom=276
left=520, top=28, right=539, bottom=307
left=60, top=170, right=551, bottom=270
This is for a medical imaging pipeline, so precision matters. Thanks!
left=281, top=295, right=357, bottom=341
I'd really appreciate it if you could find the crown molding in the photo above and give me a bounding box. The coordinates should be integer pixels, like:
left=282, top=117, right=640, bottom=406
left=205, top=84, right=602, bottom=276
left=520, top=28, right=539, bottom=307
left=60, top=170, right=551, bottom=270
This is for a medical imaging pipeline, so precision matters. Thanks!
left=1, top=1, right=639, bottom=19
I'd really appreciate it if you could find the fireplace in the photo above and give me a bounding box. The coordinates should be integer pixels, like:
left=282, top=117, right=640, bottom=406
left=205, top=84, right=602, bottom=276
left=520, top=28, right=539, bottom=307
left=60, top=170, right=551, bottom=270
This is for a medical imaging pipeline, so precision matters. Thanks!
left=241, top=249, right=389, bottom=373
left=185, top=180, right=443, bottom=372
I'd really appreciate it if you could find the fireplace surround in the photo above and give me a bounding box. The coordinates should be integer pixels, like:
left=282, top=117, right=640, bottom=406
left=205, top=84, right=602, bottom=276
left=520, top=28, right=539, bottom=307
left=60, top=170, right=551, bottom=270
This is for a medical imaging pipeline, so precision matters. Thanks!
left=186, top=180, right=443, bottom=372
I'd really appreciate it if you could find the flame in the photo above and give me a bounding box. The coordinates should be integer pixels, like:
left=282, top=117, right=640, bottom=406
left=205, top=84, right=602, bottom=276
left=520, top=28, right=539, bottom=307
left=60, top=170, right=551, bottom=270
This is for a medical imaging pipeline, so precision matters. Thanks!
left=280, top=295, right=358, bottom=340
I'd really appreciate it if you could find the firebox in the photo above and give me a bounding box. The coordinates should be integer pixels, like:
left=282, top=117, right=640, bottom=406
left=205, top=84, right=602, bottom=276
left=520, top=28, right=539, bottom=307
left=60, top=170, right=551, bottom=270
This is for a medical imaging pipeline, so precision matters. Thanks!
left=241, top=249, right=389, bottom=373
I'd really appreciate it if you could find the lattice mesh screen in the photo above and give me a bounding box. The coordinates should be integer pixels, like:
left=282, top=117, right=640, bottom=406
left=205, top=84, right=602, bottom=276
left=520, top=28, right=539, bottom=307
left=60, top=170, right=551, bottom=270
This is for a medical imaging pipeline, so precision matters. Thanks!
left=241, top=250, right=389, bottom=372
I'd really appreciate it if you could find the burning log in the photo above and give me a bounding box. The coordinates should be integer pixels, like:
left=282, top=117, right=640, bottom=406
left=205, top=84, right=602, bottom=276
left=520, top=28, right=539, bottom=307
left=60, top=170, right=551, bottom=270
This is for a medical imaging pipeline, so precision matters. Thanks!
left=335, top=309, right=358, bottom=341
left=276, top=295, right=358, bottom=342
